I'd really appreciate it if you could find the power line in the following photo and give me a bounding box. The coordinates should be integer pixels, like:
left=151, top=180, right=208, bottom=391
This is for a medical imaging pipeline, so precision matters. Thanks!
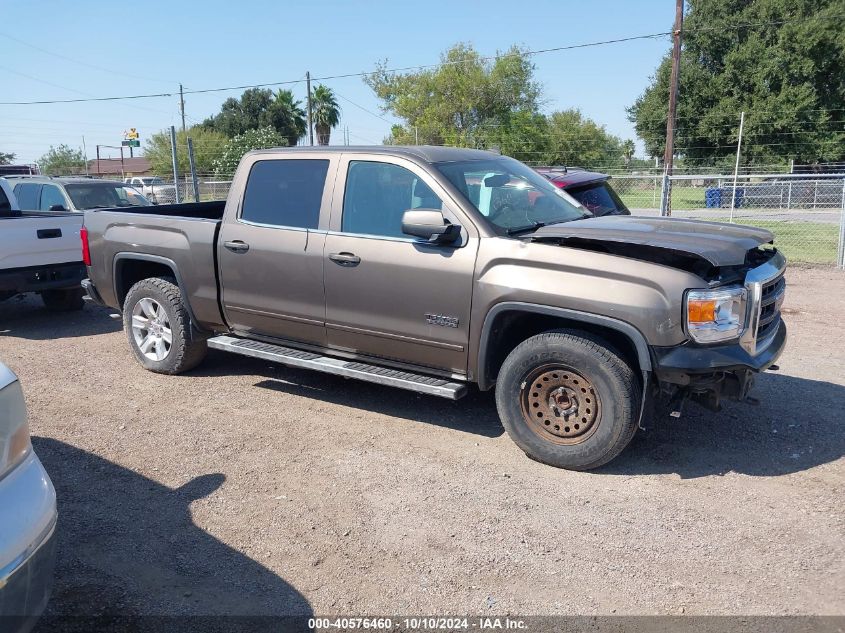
left=4, top=12, right=841, bottom=108
left=333, top=92, right=393, bottom=124
left=0, top=32, right=675, bottom=106
left=0, top=32, right=176, bottom=85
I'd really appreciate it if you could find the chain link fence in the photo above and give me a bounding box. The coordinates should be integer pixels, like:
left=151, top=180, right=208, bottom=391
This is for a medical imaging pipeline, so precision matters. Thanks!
left=109, top=168, right=845, bottom=268
left=611, top=173, right=845, bottom=267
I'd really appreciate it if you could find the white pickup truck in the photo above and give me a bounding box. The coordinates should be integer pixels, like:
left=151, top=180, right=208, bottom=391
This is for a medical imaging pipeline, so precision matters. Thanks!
left=0, top=178, right=86, bottom=310
left=123, top=176, right=177, bottom=205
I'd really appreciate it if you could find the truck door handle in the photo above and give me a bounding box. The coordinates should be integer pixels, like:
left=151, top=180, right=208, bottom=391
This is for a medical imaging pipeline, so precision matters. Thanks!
left=37, top=228, right=62, bottom=239
left=224, top=240, right=250, bottom=253
left=329, top=252, right=361, bottom=266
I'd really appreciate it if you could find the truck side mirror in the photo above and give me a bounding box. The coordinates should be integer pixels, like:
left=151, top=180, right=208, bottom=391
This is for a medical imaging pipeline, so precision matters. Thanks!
left=401, top=209, right=461, bottom=245
left=48, top=204, right=67, bottom=211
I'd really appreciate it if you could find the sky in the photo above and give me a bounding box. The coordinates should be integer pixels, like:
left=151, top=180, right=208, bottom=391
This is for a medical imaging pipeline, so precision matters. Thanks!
left=1, top=0, right=674, bottom=165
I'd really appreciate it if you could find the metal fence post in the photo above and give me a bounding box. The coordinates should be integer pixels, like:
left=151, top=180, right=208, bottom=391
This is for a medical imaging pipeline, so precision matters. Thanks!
left=659, top=172, right=671, bottom=216
left=169, top=126, right=180, bottom=204
left=187, top=137, right=200, bottom=203
left=838, top=178, right=845, bottom=270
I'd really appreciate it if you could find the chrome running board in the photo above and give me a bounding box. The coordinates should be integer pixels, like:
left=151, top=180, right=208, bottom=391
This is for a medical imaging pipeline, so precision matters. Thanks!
left=207, top=335, right=467, bottom=400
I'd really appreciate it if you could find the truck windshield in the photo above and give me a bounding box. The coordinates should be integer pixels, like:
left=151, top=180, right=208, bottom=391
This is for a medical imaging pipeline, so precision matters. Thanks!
left=435, top=157, right=590, bottom=233
left=65, top=183, right=151, bottom=210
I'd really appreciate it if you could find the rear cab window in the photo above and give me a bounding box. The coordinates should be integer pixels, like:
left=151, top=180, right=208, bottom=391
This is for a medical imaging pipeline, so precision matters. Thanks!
left=241, top=159, right=330, bottom=229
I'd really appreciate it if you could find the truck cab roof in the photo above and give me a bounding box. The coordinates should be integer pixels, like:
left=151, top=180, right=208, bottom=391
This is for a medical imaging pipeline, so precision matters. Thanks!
left=245, top=145, right=500, bottom=164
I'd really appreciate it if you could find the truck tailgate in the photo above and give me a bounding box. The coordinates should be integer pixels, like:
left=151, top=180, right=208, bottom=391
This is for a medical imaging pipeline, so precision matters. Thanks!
left=0, top=213, right=83, bottom=270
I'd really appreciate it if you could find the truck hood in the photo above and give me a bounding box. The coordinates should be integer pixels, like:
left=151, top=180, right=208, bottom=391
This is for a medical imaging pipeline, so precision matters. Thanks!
left=530, top=216, right=774, bottom=267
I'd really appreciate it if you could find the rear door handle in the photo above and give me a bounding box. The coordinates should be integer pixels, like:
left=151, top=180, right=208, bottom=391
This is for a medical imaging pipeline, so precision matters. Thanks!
left=329, top=252, right=361, bottom=266
left=223, top=240, right=250, bottom=253
left=37, top=228, right=62, bottom=239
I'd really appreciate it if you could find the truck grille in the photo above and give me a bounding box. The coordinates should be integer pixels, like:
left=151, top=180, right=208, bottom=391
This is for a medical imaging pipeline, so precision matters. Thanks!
left=756, top=273, right=785, bottom=345
left=739, top=249, right=787, bottom=356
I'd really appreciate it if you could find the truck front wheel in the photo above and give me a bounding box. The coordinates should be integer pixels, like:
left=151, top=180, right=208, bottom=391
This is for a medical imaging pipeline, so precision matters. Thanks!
left=495, top=330, right=640, bottom=471
left=123, top=277, right=207, bottom=374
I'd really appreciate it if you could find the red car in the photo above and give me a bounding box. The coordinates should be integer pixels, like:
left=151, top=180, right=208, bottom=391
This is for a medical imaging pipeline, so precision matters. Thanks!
left=535, top=168, right=630, bottom=217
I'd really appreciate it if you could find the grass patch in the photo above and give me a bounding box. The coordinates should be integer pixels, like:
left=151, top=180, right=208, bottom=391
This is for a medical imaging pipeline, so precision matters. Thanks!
left=619, top=186, right=706, bottom=210
left=713, top=219, right=839, bottom=265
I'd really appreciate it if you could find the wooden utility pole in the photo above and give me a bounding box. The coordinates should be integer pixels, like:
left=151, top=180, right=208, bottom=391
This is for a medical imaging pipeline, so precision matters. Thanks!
left=663, top=0, right=684, bottom=175
left=306, top=71, right=314, bottom=146
left=659, top=0, right=685, bottom=216
left=179, top=83, right=187, bottom=133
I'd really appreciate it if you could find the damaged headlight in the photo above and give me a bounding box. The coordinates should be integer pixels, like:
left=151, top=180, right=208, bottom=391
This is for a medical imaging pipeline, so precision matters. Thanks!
left=685, top=286, right=746, bottom=344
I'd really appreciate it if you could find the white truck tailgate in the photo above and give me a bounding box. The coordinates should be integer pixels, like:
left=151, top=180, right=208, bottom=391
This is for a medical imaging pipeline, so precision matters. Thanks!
left=0, top=213, right=83, bottom=270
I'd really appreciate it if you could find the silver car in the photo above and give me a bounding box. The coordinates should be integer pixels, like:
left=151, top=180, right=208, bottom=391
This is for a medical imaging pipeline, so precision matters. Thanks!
left=0, top=362, right=57, bottom=630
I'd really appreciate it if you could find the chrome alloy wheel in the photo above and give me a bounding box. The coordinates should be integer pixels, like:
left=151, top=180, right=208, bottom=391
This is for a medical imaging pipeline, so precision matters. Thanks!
left=131, top=298, right=172, bottom=361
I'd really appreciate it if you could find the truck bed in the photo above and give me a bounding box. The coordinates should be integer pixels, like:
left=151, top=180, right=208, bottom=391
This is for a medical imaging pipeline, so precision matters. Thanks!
left=83, top=201, right=226, bottom=329
left=98, top=200, right=226, bottom=220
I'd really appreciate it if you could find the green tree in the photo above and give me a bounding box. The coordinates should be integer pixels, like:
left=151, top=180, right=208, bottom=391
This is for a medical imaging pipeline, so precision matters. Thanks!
left=202, top=87, right=273, bottom=137
left=38, top=144, right=86, bottom=176
left=212, top=126, right=286, bottom=177
left=0, top=151, right=15, bottom=165
left=311, top=85, right=340, bottom=145
left=628, top=0, right=845, bottom=167
left=143, top=126, right=228, bottom=175
left=203, top=87, right=306, bottom=146
left=365, top=43, right=541, bottom=150
left=542, top=110, right=625, bottom=169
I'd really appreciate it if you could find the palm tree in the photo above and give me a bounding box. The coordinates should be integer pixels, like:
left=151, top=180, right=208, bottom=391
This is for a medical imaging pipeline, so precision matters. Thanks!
left=267, top=89, right=307, bottom=147
left=311, top=85, right=341, bottom=146
left=622, top=139, right=636, bottom=170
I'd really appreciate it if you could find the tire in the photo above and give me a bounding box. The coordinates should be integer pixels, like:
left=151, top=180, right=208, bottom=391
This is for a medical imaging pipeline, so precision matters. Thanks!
left=495, top=330, right=640, bottom=471
left=123, top=277, right=207, bottom=374
left=41, top=288, right=85, bottom=311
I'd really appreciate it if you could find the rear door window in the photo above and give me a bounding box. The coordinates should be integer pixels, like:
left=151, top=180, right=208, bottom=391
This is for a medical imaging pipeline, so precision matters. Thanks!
left=13, top=183, right=40, bottom=210
left=241, top=159, right=329, bottom=229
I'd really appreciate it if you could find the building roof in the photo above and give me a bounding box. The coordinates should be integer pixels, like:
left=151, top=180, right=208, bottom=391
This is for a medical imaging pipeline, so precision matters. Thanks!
left=88, top=157, right=152, bottom=175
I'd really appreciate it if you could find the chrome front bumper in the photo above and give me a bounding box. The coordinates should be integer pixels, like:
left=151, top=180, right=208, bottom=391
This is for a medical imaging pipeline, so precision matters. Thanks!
left=0, top=452, right=58, bottom=629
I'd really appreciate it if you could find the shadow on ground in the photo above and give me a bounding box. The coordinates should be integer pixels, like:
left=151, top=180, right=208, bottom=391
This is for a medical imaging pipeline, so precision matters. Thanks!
left=32, top=437, right=311, bottom=631
left=196, top=349, right=506, bottom=439
left=0, top=295, right=120, bottom=340
left=603, top=372, right=845, bottom=478
left=195, top=353, right=842, bottom=478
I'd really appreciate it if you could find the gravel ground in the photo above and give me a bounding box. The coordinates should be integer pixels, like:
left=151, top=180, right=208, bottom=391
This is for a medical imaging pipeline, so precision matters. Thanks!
left=1, top=266, right=843, bottom=619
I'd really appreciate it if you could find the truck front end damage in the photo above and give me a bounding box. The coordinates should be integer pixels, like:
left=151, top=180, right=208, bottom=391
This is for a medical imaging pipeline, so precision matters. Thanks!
left=651, top=249, right=787, bottom=413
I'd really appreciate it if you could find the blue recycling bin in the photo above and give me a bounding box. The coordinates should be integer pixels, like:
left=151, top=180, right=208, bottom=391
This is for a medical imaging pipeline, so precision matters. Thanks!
left=705, top=187, right=722, bottom=208
left=721, top=187, right=744, bottom=208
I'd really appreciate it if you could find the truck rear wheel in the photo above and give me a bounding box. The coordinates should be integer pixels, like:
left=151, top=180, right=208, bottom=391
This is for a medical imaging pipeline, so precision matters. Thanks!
left=495, top=330, right=640, bottom=471
left=123, top=277, right=207, bottom=374
left=41, top=288, right=85, bottom=311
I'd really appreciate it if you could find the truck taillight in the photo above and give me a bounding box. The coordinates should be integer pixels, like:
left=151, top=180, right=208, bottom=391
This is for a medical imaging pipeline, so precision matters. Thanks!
left=81, top=226, right=91, bottom=266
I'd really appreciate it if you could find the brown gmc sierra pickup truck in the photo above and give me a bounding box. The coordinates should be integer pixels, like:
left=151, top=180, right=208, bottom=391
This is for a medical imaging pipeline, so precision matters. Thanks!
left=81, top=146, right=787, bottom=470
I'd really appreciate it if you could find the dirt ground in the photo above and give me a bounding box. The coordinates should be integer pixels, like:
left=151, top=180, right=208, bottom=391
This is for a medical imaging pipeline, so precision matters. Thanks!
left=1, top=266, right=843, bottom=619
